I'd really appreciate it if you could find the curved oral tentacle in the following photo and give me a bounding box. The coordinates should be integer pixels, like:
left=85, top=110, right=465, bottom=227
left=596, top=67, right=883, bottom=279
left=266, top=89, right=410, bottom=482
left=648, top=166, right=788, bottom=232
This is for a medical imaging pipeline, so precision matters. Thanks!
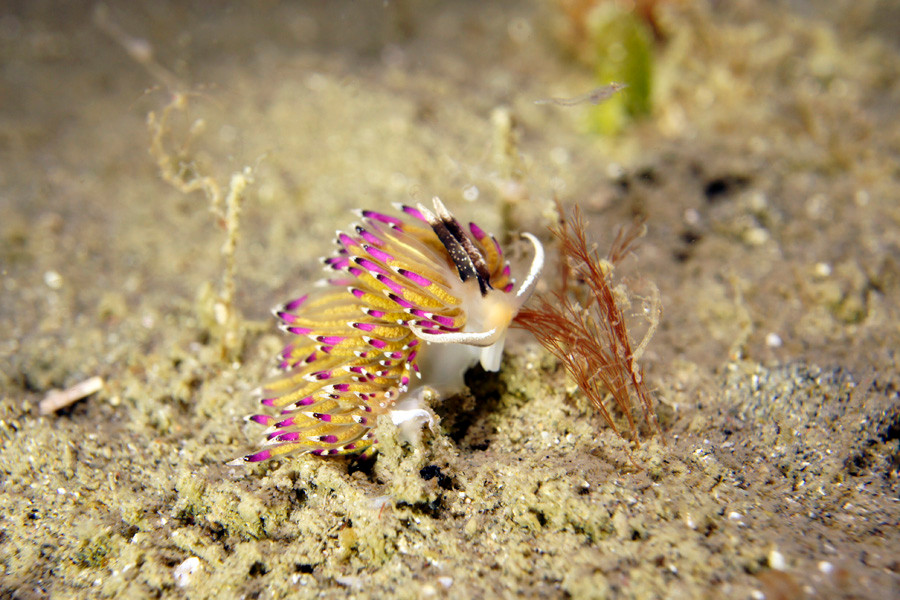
left=515, top=232, right=544, bottom=303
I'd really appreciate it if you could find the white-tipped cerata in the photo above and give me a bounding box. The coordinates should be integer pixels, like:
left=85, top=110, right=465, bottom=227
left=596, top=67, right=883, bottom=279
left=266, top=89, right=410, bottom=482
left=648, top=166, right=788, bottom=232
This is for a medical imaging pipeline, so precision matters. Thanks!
left=431, top=196, right=454, bottom=222
left=415, top=201, right=438, bottom=223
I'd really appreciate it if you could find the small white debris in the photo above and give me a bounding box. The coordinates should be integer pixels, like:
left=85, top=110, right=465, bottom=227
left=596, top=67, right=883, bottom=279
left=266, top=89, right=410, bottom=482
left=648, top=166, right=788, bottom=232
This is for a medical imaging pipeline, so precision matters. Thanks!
left=768, top=549, right=786, bottom=571
left=683, top=207, right=701, bottom=225
left=747, top=191, right=768, bottom=212
left=335, top=575, right=364, bottom=590
left=43, top=270, right=63, bottom=289
left=765, top=332, right=783, bottom=348
left=370, top=495, right=392, bottom=512
left=213, top=301, right=228, bottom=325
left=437, top=576, right=453, bottom=589
left=462, top=185, right=479, bottom=202
left=818, top=561, right=834, bottom=575
left=173, top=556, right=201, bottom=588
left=39, top=376, right=105, bottom=415
left=744, top=227, right=770, bottom=246
left=814, top=262, right=832, bottom=278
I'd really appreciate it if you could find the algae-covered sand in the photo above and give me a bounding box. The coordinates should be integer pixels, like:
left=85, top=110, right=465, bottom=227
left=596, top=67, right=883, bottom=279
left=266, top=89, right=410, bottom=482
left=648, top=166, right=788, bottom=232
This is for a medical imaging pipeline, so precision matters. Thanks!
left=1, top=1, right=898, bottom=598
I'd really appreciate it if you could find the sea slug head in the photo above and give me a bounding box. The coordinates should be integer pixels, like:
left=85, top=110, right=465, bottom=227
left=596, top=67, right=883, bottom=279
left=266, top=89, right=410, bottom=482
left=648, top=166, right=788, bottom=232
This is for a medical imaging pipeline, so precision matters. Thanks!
left=408, top=198, right=544, bottom=371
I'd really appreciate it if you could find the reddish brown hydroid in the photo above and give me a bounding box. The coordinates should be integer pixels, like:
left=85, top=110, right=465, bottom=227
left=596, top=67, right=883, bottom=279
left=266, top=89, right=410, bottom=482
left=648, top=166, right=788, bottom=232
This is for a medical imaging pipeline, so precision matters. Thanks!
left=514, top=202, right=661, bottom=446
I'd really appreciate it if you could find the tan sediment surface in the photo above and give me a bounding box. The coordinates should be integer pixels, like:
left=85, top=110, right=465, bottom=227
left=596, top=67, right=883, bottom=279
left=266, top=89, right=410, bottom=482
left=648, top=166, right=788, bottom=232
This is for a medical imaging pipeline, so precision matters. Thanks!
left=1, top=1, right=897, bottom=598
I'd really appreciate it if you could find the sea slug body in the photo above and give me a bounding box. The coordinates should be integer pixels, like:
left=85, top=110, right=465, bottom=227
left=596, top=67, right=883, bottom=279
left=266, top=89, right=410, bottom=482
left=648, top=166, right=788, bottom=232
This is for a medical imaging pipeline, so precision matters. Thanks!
left=230, top=198, right=543, bottom=465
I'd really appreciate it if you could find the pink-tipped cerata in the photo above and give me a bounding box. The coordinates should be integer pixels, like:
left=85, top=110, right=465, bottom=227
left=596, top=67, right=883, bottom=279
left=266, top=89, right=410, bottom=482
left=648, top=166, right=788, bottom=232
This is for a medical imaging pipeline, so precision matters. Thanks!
left=229, top=198, right=543, bottom=465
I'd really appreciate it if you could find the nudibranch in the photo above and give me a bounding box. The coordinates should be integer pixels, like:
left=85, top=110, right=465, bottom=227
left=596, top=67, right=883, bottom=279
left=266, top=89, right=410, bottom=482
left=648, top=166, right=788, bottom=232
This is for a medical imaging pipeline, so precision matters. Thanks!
left=229, top=198, right=543, bottom=465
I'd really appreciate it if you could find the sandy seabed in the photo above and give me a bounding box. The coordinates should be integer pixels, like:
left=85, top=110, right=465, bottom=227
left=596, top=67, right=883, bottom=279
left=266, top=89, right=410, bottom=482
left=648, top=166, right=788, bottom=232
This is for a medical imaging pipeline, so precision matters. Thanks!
left=1, top=1, right=898, bottom=598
